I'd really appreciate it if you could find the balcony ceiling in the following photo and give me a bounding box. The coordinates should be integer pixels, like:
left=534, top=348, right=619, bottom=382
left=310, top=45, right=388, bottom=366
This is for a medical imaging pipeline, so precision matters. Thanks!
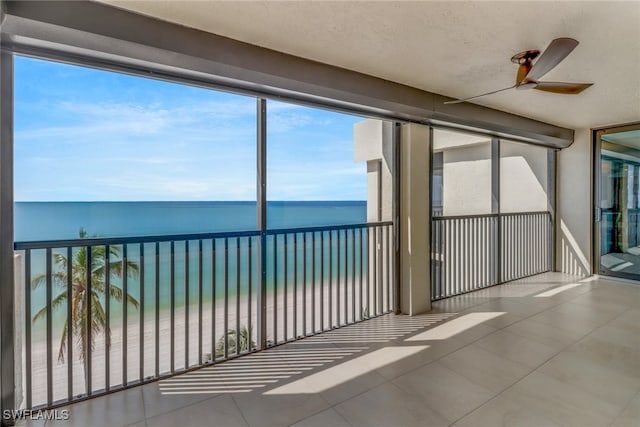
left=99, top=1, right=639, bottom=130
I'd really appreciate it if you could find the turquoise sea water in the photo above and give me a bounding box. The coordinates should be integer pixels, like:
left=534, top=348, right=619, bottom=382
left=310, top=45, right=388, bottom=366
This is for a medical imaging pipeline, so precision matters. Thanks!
left=15, top=201, right=367, bottom=242
left=17, top=201, right=370, bottom=330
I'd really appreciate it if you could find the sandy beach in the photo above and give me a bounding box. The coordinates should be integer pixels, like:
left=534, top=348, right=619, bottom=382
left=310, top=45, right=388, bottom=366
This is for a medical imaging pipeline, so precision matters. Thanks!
left=21, top=273, right=393, bottom=408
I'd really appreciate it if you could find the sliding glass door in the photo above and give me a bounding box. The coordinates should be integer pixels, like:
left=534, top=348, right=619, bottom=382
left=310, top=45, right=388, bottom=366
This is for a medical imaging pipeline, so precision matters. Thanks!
left=595, top=124, right=640, bottom=280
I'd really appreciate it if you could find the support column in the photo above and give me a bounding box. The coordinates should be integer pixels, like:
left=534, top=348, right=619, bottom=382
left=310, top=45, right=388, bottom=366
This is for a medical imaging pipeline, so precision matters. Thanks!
left=0, top=45, right=16, bottom=425
left=399, top=123, right=431, bottom=315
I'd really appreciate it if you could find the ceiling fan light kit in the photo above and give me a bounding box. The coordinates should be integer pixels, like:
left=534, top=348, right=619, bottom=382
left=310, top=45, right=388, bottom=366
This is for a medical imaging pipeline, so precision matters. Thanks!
left=445, top=37, right=594, bottom=104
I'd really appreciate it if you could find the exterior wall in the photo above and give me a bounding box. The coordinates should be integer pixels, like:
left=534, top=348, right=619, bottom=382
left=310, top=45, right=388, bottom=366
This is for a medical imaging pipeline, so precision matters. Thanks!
left=354, top=119, right=393, bottom=222
left=556, top=127, right=591, bottom=276
left=399, top=123, right=431, bottom=315
left=442, top=142, right=492, bottom=216
left=500, top=142, right=548, bottom=213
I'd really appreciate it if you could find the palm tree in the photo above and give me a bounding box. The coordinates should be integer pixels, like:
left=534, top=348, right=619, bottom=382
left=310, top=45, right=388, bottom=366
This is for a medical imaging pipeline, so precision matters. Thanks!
left=215, top=325, right=255, bottom=358
left=31, top=228, right=139, bottom=388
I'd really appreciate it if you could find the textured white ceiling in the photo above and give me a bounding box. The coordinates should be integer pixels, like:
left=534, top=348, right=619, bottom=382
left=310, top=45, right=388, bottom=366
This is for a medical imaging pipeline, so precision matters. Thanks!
left=99, top=1, right=640, bottom=130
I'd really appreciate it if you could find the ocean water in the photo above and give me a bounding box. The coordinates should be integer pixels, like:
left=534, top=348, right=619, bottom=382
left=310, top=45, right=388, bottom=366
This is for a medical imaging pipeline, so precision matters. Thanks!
left=15, top=201, right=367, bottom=242
left=16, top=201, right=370, bottom=331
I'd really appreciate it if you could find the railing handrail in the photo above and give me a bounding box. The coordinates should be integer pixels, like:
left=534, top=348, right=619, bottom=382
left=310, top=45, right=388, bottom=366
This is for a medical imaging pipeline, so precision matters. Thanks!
left=14, top=221, right=394, bottom=250
left=432, top=210, right=550, bottom=221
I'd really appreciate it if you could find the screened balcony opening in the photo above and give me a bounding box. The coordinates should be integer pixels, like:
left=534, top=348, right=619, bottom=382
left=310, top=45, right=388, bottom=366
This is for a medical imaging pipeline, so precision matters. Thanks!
left=431, top=129, right=553, bottom=300
left=12, top=57, right=395, bottom=411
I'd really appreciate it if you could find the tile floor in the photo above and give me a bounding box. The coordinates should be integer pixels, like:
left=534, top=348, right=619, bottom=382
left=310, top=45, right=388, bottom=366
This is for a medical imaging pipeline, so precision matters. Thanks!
left=15, top=273, right=640, bottom=426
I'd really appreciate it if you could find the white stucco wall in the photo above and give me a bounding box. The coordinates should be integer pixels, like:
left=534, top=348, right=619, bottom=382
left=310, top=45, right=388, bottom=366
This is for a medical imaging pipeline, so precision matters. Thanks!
left=354, top=119, right=393, bottom=222
left=442, top=142, right=492, bottom=216
left=500, top=141, right=548, bottom=213
left=556, top=127, right=591, bottom=276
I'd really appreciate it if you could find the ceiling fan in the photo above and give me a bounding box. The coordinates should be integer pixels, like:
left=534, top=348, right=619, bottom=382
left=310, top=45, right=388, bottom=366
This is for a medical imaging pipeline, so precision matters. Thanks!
left=444, top=38, right=593, bottom=104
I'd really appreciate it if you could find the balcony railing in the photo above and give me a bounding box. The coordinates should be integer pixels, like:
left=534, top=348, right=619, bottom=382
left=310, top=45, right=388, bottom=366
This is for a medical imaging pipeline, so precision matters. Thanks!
left=14, top=221, right=394, bottom=410
left=431, top=211, right=551, bottom=300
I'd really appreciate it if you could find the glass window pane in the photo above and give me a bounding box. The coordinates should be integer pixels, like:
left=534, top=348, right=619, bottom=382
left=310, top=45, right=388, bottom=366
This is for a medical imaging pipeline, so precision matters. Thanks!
left=14, top=56, right=257, bottom=241
left=267, top=101, right=390, bottom=228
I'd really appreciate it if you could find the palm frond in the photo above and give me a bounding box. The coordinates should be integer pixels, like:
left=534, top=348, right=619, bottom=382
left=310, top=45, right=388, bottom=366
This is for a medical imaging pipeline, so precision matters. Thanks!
left=32, top=291, right=68, bottom=324
left=57, top=319, right=69, bottom=363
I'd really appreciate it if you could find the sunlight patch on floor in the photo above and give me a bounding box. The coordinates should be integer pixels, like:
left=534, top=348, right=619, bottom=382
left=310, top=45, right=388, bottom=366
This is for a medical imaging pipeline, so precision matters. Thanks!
left=534, top=283, right=583, bottom=297
left=264, top=346, right=428, bottom=395
left=405, top=312, right=505, bottom=341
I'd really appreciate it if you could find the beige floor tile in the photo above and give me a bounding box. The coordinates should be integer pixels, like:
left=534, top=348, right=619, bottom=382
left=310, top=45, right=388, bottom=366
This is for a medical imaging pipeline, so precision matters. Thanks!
left=12, top=415, right=47, bottom=427
left=16, top=273, right=640, bottom=427
left=144, top=394, right=247, bottom=427
left=290, top=408, right=351, bottom=427
left=452, top=394, right=560, bottom=427
left=567, top=331, right=640, bottom=376
left=231, top=391, right=329, bottom=426
left=470, top=298, right=546, bottom=318
left=335, top=382, right=449, bottom=427
left=392, top=361, right=494, bottom=423
left=588, top=321, right=640, bottom=350
left=263, top=354, right=388, bottom=406
left=504, top=317, right=585, bottom=350
left=439, top=343, right=531, bottom=393
left=538, top=350, right=640, bottom=409
left=141, top=381, right=215, bottom=420
left=404, top=315, right=498, bottom=346
left=46, top=387, right=144, bottom=427
left=474, top=329, right=558, bottom=368
left=508, top=371, right=621, bottom=426
left=611, top=390, right=640, bottom=427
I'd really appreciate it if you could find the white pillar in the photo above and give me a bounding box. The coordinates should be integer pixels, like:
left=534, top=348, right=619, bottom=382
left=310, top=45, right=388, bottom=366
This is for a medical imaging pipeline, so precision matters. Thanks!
left=399, top=123, right=431, bottom=315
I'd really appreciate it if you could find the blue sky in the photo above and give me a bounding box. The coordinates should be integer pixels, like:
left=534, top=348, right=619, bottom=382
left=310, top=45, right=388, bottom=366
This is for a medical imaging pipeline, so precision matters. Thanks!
left=14, top=56, right=367, bottom=201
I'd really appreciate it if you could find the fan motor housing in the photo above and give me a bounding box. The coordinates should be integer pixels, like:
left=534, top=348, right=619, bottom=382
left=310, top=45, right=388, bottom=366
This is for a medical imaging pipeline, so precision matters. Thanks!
left=511, top=49, right=540, bottom=64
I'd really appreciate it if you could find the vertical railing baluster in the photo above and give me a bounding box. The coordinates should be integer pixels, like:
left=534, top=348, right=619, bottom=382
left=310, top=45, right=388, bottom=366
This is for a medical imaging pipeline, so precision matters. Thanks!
left=373, top=226, right=379, bottom=315
left=185, top=241, right=190, bottom=369
left=272, top=235, right=277, bottom=344
left=432, top=221, right=437, bottom=299
left=351, top=229, right=356, bottom=322
left=473, top=218, right=478, bottom=290
left=329, top=230, right=333, bottom=328
left=154, top=242, right=159, bottom=377
left=293, top=233, right=298, bottom=339
left=211, top=239, right=217, bottom=360
left=386, top=224, right=390, bottom=311
left=198, top=240, right=203, bottom=364
left=311, top=232, right=316, bottom=333
left=343, top=230, right=348, bottom=322
left=303, top=232, right=307, bottom=336
left=283, top=234, right=288, bottom=341
left=86, top=245, right=92, bottom=394
left=456, top=219, right=461, bottom=295
left=46, top=248, right=52, bottom=406
left=365, top=227, right=370, bottom=317
left=336, top=229, right=340, bottom=327
left=25, top=249, right=32, bottom=409
left=248, top=237, right=253, bottom=350
left=170, top=241, right=175, bottom=373
left=236, top=238, right=241, bottom=355
left=535, top=214, right=539, bottom=273
left=67, top=246, right=73, bottom=400
left=320, top=231, right=324, bottom=331
left=358, top=228, right=363, bottom=319
left=122, top=244, right=128, bottom=386
left=224, top=238, right=229, bottom=358
left=139, top=243, right=145, bottom=381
